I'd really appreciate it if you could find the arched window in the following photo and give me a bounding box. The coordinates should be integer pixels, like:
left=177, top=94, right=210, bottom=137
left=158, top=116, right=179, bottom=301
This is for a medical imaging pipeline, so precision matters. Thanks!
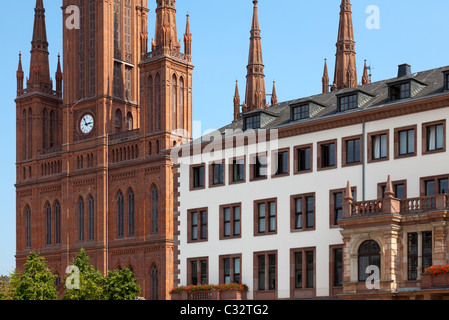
left=148, top=75, right=153, bottom=132
left=117, top=191, right=124, bottom=238
left=128, top=189, right=135, bottom=236
left=25, top=205, right=31, bottom=249
left=358, top=240, right=381, bottom=282
left=151, top=264, right=158, bottom=300
left=43, top=108, right=48, bottom=149
left=49, top=110, right=55, bottom=148
left=55, top=201, right=61, bottom=245
left=179, top=77, right=184, bottom=130
left=172, top=74, right=177, bottom=130
left=155, top=73, right=161, bottom=131
left=78, top=197, right=85, bottom=242
left=115, top=109, right=122, bottom=133
left=45, top=202, right=52, bottom=246
left=126, top=112, right=133, bottom=131
left=88, top=195, right=95, bottom=241
left=28, top=108, right=32, bottom=159
left=151, top=185, right=159, bottom=234
left=22, top=110, right=27, bottom=161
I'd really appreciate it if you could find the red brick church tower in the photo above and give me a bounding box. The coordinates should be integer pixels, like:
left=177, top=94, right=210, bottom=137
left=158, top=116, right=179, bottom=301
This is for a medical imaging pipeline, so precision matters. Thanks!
left=15, top=0, right=193, bottom=300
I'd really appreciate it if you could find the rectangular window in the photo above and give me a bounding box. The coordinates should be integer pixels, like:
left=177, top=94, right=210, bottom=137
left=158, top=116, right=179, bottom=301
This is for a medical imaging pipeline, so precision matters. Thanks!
left=379, top=180, right=407, bottom=199
left=319, top=141, right=336, bottom=169
left=427, top=124, right=444, bottom=151
left=188, top=209, right=208, bottom=243
left=370, top=133, right=388, bottom=161
left=211, top=162, right=224, bottom=186
left=338, top=94, right=358, bottom=112
left=252, top=154, right=267, bottom=180
left=273, top=149, right=289, bottom=176
left=191, top=165, right=205, bottom=189
left=390, top=82, right=411, bottom=101
left=231, top=158, right=245, bottom=183
left=291, top=104, right=309, bottom=121
left=346, top=138, right=361, bottom=164
left=255, top=199, right=277, bottom=236
left=399, top=129, right=415, bottom=155
left=188, top=258, right=208, bottom=286
left=255, top=252, right=277, bottom=292
left=440, top=179, right=449, bottom=194
left=421, top=175, right=449, bottom=196
left=408, top=233, right=418, bottom=281
left=244, top=115, right=261, bottom=130
left=296, top=146, right=312, bottom=173
left=220, top=204, right=241, bottom=240
left=331, top=188, right=356, bottom=227
left=291, top=248, right=315, bottom=291
left=221, top=255, right=242, bottom=285
left=334, top=248, right=343, bottom=287
left=291, top=194, right=315, bottom=231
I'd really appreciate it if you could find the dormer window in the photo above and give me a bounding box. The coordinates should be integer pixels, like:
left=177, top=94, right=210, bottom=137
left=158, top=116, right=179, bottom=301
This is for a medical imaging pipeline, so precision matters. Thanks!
left=444, top=72, right=449, bottom=91
left=291, top=104, right=309, bottom=121
left=338, top=94, right=358, bottom=112
left=390, top=81, right=411, bottom=101
left=244, top=114, right=261, bottom=131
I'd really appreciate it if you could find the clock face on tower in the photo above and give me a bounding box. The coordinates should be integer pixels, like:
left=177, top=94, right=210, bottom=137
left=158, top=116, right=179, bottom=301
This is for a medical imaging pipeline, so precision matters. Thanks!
left=79, top=113, right=95, bottom=135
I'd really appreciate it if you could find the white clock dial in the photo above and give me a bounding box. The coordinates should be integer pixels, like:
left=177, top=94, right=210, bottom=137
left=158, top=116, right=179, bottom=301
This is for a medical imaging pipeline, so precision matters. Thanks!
left=80, top=114, right=94, bottom=134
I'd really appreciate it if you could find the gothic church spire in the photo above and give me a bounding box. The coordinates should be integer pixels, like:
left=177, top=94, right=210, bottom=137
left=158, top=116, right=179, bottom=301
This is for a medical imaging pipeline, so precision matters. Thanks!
left=332, top=0, right=357, bottom=91
left=244, top=0, right=267, bottom=112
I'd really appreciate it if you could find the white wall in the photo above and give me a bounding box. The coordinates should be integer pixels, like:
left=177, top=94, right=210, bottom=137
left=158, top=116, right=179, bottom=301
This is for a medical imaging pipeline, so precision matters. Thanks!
left=177, top=106, right=449, bottom=299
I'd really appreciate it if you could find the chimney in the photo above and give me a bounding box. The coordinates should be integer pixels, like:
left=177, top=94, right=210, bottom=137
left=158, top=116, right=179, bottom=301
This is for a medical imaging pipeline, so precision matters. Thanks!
left=398, top=64, right=412, bottom=78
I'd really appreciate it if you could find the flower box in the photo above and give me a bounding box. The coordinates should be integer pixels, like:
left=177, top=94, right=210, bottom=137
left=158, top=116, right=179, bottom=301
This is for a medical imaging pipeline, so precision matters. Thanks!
left=422, top=265, right=449, bottom=288
left=170, top=284, right=248, bottom=301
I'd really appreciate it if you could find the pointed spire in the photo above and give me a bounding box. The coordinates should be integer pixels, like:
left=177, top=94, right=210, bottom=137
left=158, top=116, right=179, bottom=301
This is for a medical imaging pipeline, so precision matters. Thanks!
left=184, top=12, right=192, bottom=56
left=344, top=180, right=354, bottom=202
left=153, top=0, right=180, bottom=51
left=322, top=59, right=329, bottom=94
left=384, top=175, right=395, bottom=199
left=28, top=0, right=51, bottom=89
left=17, top=52, right=24, bottom=94
left=362, top=60, right=370, bottom=85
left=333, top=0, right=357, bottom=91
left=244, top=0, right=267, bottom=113
left=234, top=80, right=241, bottom=121
left=271, top=81, right=278, bottom=106
left=55, top=53, right=63, bottom=94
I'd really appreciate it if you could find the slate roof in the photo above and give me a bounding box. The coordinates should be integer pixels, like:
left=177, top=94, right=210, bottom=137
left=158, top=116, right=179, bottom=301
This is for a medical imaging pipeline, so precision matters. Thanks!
left=217, top=65, right=449, bottom=134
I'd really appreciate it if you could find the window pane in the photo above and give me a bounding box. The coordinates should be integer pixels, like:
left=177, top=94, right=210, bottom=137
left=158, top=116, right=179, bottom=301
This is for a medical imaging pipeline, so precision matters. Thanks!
left=306, top=197, right=314, bottom=228
left=395, top=184, right=405, bottom=200
left=329, top=143, right=336, bottom=166
left=408, top=130, right=415, bottom=154
left=426, top=180, right=435, bottom=196
left=334, top=193, right=343, bottom=225
left=258, top=203, right=266, bottom=233
left=295, top=252, right=302, bottom=289
left=408, top=233, right=418, bottom=281
left=439, top=179, right=449, bottom=194
left=234, top=258, right=241, bottom=284
left=224, top=208, right=231, bottom=237
left=269, top=254, right=276, bottom=290
left=436, top=125, right=444, bottom=150
left=191, top=261, right=198, bottom=285
left=306, top=251, right=314, bottom=288
left=234, top=206, right=241, bottom=236
left=334, top=249, right=343, bottom=286
left=399, top=131, right=407, bottom=155
left=347, top=140, right=354, bottom=163
left=354, top=139, right=361, bottom=162
left=295, top=198, right=303, bottom=229
left=381, top=134, right=387, bottom=158
left=224, top=259, right=231, bottom=284
left=201, top=211, right=207, bottom=240
left=201, top=261, right=207, bottom=285
left=269, top=202, right=276, bottom=232
left=258, top=256, right=265, bottom=290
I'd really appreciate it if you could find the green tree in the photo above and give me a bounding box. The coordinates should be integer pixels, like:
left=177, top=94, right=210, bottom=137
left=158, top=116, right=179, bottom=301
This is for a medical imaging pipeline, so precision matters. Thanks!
left=63, top=248, right=104, bottom=300
left=102, top=267, right=141, bottom=300
left=12, top=252, right=57, bottom=300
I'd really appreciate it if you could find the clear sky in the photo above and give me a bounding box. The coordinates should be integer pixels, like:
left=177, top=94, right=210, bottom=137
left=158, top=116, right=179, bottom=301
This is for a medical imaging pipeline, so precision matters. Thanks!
left=1, top=0, right=449, bottom=275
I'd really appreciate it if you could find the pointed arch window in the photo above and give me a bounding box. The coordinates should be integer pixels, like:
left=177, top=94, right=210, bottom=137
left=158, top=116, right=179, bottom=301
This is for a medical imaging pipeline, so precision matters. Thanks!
left=151, top=185, right=159, bottom=234
left=49, top=110, right=55, bottom=148
left=128, top=189, right=135, bottom=237
left=172, top=74, right=177, bottom=130
left=88, top=195, right=95, bottom=241
left=78, top=197, right=85, bottom=242
left=25, top=206, right=31, bottom=249
left=126, top=112, right=133, bottom=131
left=151, top=264, right=159, bottom=300
left=155, top=74, right=161, bottom=131
left=43, top=109, right=48, bottom=149
left=28, top=109, right=32, bottom=158
left=22, top=110, right=27, bottom=160
left=148, top=76, right=154, bottom=132
left=55, top=201, right=61, bottom=245
left=115, top=109, right=122, bottom=133
left=117, top=191, right=124, bottom=238
left=179, top=77, right=185, bottom=130
left=46, top=202, right=52, bottom=246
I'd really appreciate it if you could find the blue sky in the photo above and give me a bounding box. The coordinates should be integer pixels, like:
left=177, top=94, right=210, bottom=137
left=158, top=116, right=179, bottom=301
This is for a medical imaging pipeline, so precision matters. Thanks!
left=0, top=0, right=448, bottom=275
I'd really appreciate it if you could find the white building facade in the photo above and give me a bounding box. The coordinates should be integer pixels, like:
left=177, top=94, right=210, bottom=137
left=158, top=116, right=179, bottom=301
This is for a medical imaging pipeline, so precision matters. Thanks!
left=173, top=66, right=449, bottom=299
